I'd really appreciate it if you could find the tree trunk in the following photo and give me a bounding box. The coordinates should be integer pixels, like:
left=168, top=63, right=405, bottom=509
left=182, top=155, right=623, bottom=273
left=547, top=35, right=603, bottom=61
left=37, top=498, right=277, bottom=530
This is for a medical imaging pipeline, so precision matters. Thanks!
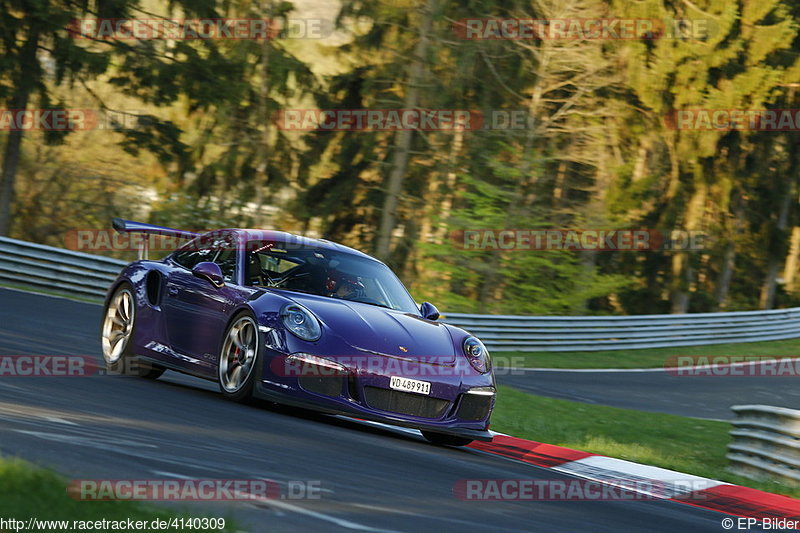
left=375, top=0, right=433, bottom=260
left=759, top=179, right=793, bottom=309
left=759, top=134, right=799, bottom=309
left=0, top=28, right=40, bottom=236
left=670, top=182, right=706, bottom=313
left=417, top=124, right=463, bottom=247
left=252, top=0, right=273, bottom=221
left=476, top=42, right=553, bottom=311
left=433, top=126, right=464, bottom=244
left=782, top=226, right=800, bottom=292
left=715, top=242, right=735, bottom=309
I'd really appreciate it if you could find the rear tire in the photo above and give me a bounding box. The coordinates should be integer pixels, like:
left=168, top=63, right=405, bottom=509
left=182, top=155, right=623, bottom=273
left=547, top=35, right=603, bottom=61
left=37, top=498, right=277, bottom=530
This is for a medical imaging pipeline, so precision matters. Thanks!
left=101, top=283, right=165, bottom=379
left=421, top=431, right=473, bottom=447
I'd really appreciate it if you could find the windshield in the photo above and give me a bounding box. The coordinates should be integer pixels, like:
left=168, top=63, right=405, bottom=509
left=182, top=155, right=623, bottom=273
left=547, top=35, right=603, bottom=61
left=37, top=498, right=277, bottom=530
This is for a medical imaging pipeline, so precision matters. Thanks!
left=246, top=241, right=419, bottom=314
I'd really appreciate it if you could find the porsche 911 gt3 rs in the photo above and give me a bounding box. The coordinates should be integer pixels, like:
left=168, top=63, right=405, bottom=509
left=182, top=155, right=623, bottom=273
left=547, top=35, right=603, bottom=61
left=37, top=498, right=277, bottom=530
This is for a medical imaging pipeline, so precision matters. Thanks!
left=101, top=219, right=495, bottom=445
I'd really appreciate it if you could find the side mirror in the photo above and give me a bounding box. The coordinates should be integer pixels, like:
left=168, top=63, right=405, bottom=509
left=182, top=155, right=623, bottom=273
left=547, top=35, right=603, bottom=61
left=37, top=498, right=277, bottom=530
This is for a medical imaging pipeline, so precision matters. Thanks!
left=419, top=302, right=440, bottom=321
left=192, top=262, right=224, bottom=287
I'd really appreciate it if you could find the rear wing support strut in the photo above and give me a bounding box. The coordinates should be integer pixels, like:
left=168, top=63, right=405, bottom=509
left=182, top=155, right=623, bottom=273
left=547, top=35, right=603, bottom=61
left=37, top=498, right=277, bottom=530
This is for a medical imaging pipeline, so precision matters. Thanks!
left=111, top=218, right=199, bottom=261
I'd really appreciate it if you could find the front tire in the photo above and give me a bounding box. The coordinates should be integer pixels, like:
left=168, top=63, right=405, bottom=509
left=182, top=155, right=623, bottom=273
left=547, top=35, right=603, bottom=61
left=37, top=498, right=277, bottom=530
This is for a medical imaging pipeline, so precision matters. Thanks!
left=101, top=283, right=164, bottom=379
left=421, top=431, right=473, bottom=447
left=218, top=313, right=260, bottom=402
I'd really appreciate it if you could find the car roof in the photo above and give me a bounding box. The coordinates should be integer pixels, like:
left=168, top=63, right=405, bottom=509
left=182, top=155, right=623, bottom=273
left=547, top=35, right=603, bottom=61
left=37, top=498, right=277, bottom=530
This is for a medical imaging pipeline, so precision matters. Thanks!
left=224, top=228, right=382, bottom=263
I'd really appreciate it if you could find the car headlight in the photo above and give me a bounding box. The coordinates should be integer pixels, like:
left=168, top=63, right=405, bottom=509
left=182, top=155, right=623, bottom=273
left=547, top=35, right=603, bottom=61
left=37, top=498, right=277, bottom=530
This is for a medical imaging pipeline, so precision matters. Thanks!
left=280, top=304, right=322, bottom=342
left=463, top=336, right=491, bottom=373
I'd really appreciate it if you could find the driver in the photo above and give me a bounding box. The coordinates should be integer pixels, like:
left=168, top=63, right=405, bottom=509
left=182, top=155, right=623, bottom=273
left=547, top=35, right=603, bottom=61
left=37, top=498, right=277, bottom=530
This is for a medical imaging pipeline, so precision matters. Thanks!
left=325, top=270, right=365, bottom=299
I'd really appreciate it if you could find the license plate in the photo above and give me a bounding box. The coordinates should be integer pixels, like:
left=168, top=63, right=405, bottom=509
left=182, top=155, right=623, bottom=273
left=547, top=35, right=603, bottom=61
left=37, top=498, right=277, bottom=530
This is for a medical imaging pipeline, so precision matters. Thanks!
left=389, top=376, right=431, bottom=395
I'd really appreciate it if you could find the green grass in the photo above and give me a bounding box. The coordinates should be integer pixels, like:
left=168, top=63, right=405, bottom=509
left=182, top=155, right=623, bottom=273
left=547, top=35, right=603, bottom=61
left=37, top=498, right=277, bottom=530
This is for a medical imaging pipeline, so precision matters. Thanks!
left=0, top=457, right=237, bottom=531
left=496, top=338, right=800, bottom=369
left=491, top=385, right=799, bottom=498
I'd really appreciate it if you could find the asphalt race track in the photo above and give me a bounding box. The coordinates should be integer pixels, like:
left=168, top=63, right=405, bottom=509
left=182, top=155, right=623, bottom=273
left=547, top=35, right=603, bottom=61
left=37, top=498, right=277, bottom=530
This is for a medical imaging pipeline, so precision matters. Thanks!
left=0, top=287, right=766, bottom=532
left=500, top=365, right=800, bottom=421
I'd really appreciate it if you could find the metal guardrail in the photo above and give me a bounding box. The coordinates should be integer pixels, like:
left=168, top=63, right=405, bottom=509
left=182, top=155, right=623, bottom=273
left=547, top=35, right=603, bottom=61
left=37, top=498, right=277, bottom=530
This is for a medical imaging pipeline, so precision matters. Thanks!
left=727, top=405, right=800, bottom=486
left=1, top=236, right=800, bottom=351
left=0, top=236, right=126, bottom=299
left=442, top=310, right=800, bottom=351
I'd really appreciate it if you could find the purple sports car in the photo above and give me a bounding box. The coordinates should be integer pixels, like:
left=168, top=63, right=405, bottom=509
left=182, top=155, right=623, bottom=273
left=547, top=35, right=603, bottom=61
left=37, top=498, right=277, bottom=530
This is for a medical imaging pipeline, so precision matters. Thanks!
left=101, top=219, right=495, bottom=445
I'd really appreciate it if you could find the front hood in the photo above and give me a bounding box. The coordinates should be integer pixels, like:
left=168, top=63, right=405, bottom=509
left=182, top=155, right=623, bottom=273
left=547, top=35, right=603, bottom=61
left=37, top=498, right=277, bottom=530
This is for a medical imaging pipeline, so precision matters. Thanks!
left=285, top=293, right=458, bottom=364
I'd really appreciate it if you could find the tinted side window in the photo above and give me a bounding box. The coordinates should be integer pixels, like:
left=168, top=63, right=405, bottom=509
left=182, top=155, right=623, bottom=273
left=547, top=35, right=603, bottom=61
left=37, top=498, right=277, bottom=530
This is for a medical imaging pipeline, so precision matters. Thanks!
left=172, top=247, right=216, bottom=269
left=172, top=233, right=238, bottom=283
left=213, top=247, right=237, bottom=282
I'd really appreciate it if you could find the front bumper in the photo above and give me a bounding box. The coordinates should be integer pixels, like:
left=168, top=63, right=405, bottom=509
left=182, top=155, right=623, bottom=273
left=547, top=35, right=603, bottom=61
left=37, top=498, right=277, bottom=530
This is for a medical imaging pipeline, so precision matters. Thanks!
left=255, top=349, right=495, bottom=442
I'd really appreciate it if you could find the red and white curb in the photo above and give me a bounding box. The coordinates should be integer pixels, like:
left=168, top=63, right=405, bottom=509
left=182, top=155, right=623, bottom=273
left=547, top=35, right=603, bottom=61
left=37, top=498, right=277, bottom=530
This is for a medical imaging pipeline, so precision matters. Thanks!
left=469, top=434, right=800, bottom=520
left=342, top=418, right=798, bottom=519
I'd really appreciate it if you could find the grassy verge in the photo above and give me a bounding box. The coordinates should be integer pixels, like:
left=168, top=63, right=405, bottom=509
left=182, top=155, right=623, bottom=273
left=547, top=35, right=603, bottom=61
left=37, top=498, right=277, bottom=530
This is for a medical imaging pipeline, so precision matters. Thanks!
left=496, top=337, right=800, bottom=369
left=491, top=385, right=799, bottom=498
left=0, top=457, right=237, bottom=531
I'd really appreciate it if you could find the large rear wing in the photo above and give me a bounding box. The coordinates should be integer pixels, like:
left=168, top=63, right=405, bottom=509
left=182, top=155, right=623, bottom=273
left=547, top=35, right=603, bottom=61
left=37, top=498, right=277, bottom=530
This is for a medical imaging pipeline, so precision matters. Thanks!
left=112, top=218, right=199, bottom=260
